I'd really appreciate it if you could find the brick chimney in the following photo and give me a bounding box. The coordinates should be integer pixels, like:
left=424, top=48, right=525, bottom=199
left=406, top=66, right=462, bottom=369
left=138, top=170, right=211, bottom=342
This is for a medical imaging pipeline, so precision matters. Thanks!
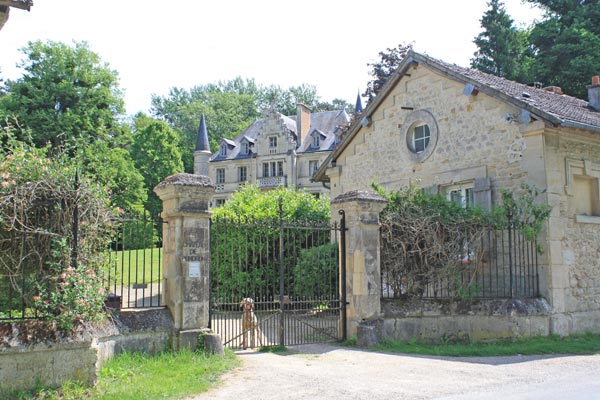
left=589, top=75, right=600, bottom=111
left=296, top=103, right=311, bottom=147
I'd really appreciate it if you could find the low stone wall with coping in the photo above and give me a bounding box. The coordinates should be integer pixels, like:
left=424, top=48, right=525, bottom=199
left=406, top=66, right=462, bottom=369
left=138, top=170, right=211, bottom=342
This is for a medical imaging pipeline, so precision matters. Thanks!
left=0, top=308, right=173, bottom=392
left=358, top=298, right=552, bottom=346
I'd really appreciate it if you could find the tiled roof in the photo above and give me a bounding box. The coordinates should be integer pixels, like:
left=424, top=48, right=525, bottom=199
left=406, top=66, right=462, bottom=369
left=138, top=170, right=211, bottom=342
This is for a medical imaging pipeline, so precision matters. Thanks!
left=210, top=109, right=350, bottom=161
left=312, top=50, right=600, bottom=183
left=417, top=52, right=600, bottom=129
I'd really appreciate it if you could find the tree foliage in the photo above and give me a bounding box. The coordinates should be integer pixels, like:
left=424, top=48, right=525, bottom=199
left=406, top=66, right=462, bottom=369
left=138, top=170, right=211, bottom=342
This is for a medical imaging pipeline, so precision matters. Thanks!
left=210, top=185, right=333, bottom=301
left=363, top=42, right=413, bottom=104
left=471, top=0, right=600, bottom=99
left=525, top=0, right=600, bottom=98
left=0, top=40, right=126, bottom=148
left=0, top=124, right=114, bottom=329
left=130, top=117, right=184, bottom=217
left=471, top=0, right=534, bottom=83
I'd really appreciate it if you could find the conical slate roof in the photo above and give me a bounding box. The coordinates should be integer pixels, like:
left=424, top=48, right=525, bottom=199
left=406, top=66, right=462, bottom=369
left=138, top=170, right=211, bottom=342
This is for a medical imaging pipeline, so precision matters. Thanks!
left=196, top=113, right=210, bottom=151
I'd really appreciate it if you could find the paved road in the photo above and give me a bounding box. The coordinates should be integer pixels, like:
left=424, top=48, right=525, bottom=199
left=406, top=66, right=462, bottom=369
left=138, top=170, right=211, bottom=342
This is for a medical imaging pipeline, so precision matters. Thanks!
left=194, top=344, right=600, bottom=400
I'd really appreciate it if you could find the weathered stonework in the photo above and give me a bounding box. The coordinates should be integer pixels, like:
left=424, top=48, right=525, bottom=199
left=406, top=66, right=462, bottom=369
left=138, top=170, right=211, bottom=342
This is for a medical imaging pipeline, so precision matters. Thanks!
left=331, top=191, right=387, bottom=337
left=326, top=60, right=600, bottom=336
left=154, top=173, right=214, bottom=335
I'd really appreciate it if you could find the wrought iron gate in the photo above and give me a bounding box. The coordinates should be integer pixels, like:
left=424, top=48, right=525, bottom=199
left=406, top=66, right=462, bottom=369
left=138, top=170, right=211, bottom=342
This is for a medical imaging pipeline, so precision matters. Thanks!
left=209, top=204, right=346, bottom=349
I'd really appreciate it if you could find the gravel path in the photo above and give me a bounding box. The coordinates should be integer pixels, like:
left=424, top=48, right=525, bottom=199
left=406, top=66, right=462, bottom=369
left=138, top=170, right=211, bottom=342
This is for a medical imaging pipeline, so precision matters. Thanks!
left=193, top=344, right=600, bottom=400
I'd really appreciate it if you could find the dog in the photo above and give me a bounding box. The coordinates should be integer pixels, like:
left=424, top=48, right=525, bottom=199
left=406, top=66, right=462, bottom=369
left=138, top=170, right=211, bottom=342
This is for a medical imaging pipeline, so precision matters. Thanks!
left=240, top=297, right=263, bottom=349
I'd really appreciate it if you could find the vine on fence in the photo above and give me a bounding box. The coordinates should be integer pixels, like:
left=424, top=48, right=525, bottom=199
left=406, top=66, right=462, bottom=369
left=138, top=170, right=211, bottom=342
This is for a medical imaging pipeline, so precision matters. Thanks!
left=1, top=123, right=115, bottom=330
left=375, top=182, right=551, bottom=299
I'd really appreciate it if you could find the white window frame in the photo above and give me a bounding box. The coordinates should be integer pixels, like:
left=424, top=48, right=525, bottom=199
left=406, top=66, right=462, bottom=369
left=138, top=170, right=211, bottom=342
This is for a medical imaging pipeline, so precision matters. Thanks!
left=409, top=123, right=431, bottom=154
left=312, top=134, right=320, bottom=148
left=269, top=136, right=277, bottom=148
left=216, top=168, right=225, bottom=184
left=241, top=142, right=249, bottom=155
left=309, top=160, right=319, bottom=176
left=445, top=183, right=474, bottom=209
left=219, top=144, right=227, bottom=157
left=238, top=166, right=247, bottom=182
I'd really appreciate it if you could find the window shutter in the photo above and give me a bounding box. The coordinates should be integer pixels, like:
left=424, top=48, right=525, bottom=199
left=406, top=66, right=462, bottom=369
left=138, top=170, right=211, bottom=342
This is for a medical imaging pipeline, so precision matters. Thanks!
left=424, top=184, right=439, bottom=196
left=472, top=177, right=492, bottom=212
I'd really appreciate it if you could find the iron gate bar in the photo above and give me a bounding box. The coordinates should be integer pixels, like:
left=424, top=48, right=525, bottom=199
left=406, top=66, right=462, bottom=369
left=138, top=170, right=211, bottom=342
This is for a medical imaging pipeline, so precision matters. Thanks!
left=209, top=203, right=346, bottom=348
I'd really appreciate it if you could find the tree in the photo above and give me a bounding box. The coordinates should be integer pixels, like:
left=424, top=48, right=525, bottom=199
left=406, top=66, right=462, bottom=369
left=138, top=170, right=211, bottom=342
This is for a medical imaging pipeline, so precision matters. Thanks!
left=525, top=0, right=600, bottom=98
left=78, top=140, right=147, bottom=211
left=0, top=40, right=126, bottom=148
left=151, top=78, right=349, bottom=173
left=363, top=42, right=413, bottom=103
left=130, top=118, right=184, bottom=217
left=471, top=0, right=533, bottom=82
left=211, top=185, right=332, bottom=300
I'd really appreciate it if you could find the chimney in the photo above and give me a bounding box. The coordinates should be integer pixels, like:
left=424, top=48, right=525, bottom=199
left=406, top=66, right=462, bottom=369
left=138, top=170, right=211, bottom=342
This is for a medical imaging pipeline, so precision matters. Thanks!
left=296, top=103, right=311, bottom=147
left=543, top=86, right=563, bottom=95
left=589, top=76, right=600, bottom=112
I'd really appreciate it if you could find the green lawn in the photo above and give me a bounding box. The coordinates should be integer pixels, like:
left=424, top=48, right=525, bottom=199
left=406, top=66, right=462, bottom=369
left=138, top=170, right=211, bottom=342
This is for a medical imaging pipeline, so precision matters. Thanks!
left=5, top=349, right=239, bottom=400
left=367, top=333, right=600, bottom=357
left=107, top=247, right=163, bottom=285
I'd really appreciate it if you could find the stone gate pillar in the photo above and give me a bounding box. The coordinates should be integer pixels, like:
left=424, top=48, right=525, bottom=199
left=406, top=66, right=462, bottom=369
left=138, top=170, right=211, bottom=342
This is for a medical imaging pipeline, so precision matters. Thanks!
left=331, top=190, right=387, bottom=338
left=154, top=173, right=214, bottom=349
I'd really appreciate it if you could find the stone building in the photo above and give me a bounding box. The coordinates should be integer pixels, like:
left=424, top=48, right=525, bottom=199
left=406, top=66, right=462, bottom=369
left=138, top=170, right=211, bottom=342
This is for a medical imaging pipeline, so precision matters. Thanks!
left=0, top=0, right=32, bottom=31
left=195, top=104, right=352, bottom=206
left=314, top=50, right=600, bottom=335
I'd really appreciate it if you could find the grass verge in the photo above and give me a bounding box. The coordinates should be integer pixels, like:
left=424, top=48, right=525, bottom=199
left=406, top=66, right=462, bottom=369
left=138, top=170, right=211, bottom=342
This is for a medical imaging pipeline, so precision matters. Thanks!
left=5, top=349, right=239, bottom=400
left=371, top=333, right=600, bottom=357
left=107, top=247, right=162, bottom=285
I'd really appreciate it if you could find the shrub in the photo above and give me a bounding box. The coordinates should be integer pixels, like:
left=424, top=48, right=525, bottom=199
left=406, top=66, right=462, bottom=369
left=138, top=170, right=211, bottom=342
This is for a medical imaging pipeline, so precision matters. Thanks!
left=1, top=122, right=115, bottom=330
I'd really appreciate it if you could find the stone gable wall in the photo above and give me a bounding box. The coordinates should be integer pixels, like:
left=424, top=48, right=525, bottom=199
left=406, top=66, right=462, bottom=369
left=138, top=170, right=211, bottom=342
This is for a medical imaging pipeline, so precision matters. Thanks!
left=330, top=65, right=533, bottom=200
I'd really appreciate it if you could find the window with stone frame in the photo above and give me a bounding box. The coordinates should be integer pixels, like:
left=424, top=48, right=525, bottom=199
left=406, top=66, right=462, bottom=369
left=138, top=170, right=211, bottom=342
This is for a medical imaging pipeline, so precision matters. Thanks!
left=565, top=159, right=600, bottom=222
left=219, top=144, right=227, bottom=157
left=446, top=184, right=474, bottom=209
left=309, top=160, right=319, bottom=176
left=269, top=136, right=277, bottom=148
left=215, top=198, right=226, bottom=207
left=408, top=123, right=431, bottom=154
left=241, top=141, right=249, bottom=155
left=216, top=168, right=225, bottom=184
left=238, top=166, right=247, bottom=182
left=238, top=167, right=248, bottom=182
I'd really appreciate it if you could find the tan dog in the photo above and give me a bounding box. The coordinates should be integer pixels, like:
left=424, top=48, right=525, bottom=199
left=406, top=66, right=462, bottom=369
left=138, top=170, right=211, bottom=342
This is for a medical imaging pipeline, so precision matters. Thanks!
left=240, top=297, right=263, bottom=349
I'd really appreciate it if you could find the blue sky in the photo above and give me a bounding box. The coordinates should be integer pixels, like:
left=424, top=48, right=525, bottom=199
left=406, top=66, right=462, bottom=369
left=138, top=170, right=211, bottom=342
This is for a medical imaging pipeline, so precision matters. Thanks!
left=0, top=0, right=543, bottom=116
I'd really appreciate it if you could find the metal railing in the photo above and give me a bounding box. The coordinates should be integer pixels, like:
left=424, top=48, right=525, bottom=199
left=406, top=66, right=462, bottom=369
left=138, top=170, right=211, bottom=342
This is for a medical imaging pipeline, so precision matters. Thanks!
left=381, top=223, right=540, bottom=300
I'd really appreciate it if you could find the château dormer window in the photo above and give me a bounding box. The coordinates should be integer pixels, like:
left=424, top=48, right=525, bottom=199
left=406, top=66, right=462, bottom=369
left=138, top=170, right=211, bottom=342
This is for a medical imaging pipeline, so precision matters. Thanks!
left=219, top=144, right=227, bottom=157
left=312, top=134, right=320, bottom=148
left=241, top=142, right=249, bottom=155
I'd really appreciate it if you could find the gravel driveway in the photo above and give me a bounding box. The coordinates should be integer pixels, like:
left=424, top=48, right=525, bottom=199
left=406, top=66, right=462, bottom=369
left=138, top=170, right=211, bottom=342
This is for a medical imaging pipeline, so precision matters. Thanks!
left=193, top=344, right=600, bottom=400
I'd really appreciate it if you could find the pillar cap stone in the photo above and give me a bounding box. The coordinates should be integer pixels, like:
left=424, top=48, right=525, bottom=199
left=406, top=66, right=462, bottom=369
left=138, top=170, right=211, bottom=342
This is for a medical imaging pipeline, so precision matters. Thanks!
left=332, top=190, right=387, bottom=204
left=154, top=173, right=214, bottom=192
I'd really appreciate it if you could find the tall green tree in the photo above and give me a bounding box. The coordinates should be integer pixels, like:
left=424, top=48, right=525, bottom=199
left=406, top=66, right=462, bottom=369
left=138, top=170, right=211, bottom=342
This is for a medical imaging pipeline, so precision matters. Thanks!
left=130, top=117, right=184, bottom=216
left=0, top=40, right=126, bottom=148
left=363, top=42, right=413, bottom=104
left=526, top=0, right=600, bottom=98
left=78, top=140, right=147, bottom=211
left=471, top=0, right=533, bottom=82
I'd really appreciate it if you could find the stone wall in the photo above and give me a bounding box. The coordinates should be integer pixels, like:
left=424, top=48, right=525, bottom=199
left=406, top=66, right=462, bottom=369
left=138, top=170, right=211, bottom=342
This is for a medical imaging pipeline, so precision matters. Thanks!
left=328, top=65, right=535, bottom=201
left=0, top=309, right=173, bottom=393
left=542, top=130, right=600, bottom=333
left=359, top=298, right=551, bottom=345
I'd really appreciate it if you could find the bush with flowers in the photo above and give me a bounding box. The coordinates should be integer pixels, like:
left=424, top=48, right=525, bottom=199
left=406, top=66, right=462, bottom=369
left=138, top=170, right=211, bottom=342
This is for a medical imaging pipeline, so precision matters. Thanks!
left=1, top=119, right=116, bottom=331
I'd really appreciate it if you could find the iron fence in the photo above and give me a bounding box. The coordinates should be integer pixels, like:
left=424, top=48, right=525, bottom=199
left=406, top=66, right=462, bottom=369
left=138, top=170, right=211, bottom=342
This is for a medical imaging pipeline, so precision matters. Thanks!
left=1, top=172, right=163, bottom=320
left=106, top=211, right=163, bottom=309
left=209, top=203, right=346, bottom=348
left=381, top=222, right=540, bottom=300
